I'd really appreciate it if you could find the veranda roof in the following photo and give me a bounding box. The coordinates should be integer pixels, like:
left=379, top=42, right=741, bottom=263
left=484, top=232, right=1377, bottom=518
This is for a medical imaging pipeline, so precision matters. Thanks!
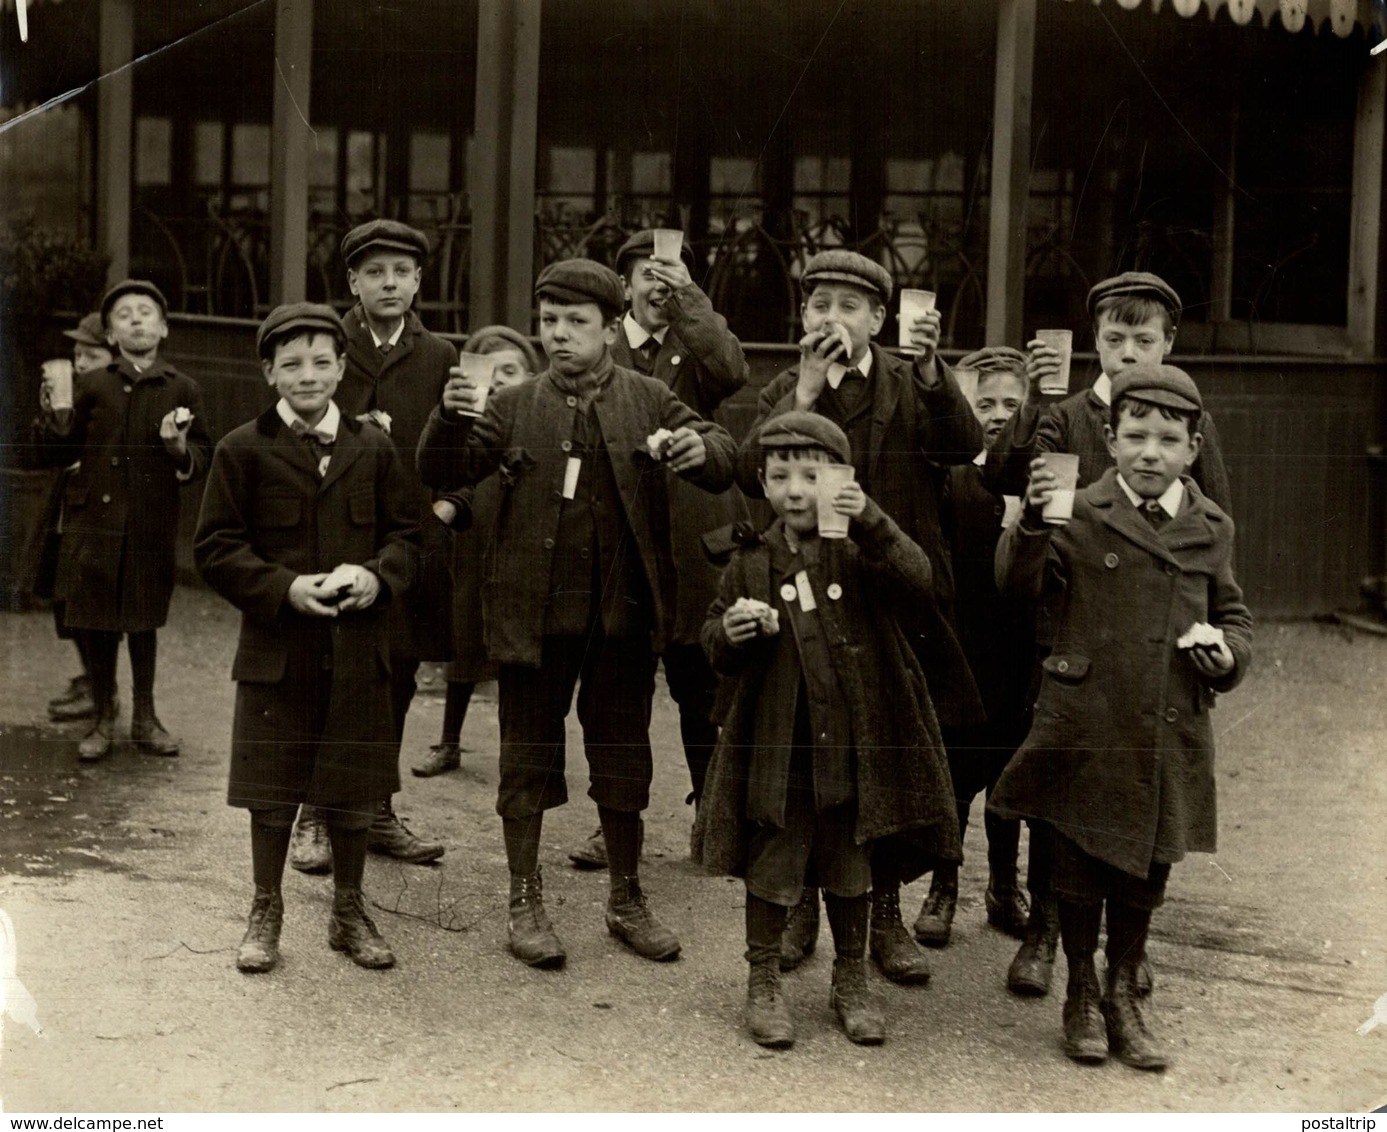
left=1063, top=0, right=1377, bottom=36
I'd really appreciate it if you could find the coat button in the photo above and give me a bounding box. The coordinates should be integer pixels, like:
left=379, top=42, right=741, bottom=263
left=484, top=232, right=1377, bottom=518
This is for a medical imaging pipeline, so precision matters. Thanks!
left=543, top=538, right=555, bottom=550
left=670, top=354, right=681, bottom=366
left=1164, top=707, right=1178, bottom=723
left=561, top=440, right=572, bottom=453
left=110, top=456, right=120, bottom=466
left=826, top=583, right=842, bottom=600
left=1166, top=564, right=1178, bottom=577
left=580, top=548, right=590, bottom=560
left=780, top=583, right=797, bottom=602
left=101, top=493, right=111, bottom=503
left=1056, top=659, right=1069, bottom=673
left=1104, top=553, right=1119, bottom=569
left=122, top=385, right=132, bottom=393
left=565, top=395, right=577, bottom=408
left=994, top=504, right=1004, bottom=518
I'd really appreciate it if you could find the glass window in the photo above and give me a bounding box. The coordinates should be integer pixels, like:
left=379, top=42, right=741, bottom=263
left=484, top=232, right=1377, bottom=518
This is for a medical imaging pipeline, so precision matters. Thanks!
left=231, top=124, right=270, bottom=186
left=135, top=117, right=171, bottom=187
left=410, top=132, right=451, bottom=193
left=193, top=121, right=223, bottom=187
left=309, top=127, right=338, bottom=189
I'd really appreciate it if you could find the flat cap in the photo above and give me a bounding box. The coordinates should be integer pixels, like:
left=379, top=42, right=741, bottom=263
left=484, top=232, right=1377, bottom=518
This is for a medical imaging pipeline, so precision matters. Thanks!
left=615, top=229, right=697, bottom=274
left=801, top=250, right=894, bottom=305
left=63, top=312, right=107, bottom=347
left=256, top=302, right=346, bottom=356
left=341, top=219, right=430, bottom=267
left=101, top=279, right=168, bottom=325
left=1111, top=362, right=1202, bottom=414
left=757, top=410, right=852, bottom=465
left=534, top=258, right=625, bottom=316
left=463, top=324, right=542, bottom=374
left=958, top=346, right=1028, bottom=375
left=1086, top=271, right=1181, bottom=323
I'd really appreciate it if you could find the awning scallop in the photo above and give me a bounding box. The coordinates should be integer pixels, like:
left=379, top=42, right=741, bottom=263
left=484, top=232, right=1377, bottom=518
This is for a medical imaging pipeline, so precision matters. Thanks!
left=1065, top=0, right=1379, bottom=36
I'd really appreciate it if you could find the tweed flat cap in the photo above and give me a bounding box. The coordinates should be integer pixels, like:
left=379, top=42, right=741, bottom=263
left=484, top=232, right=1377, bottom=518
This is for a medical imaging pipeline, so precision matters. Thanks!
left=341, top=219, right=430, bottom=267
left=256, top=302, right=346, bottom=357
left=958, top=346, right=1028, bottom=375
left=1087, top=271, right=1182, bottom=323
left=801, top=250, right=894, bottom=305
left=63, top=312, right=107, bottom=346
left=757, top=410, right=852, bottom=465
left=615, top=229, right=697, bottom=274
left=101, top=279, right=169, bottom=325
left=534, top=258, right=625, bottom=316
left=1111, top=362, right=1202, bottom=414
left=463, top=324, right=542, bottom=374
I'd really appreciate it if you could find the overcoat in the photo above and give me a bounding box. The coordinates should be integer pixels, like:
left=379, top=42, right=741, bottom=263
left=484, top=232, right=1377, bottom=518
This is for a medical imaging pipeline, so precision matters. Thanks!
left=692, top=500, right=961, bottom=884
left=743, top=346, right=986, bottom=728
left=415, top=358, right=737, bottom=668
left=193, top=407, right=418, bottom=809
left=987, top=470, right=1252, bottom=878
left=38, top=357, right=212, bottom=632
left=436, top=479, right=501, bottom=685
left=611, top=282, right=749, bottom=645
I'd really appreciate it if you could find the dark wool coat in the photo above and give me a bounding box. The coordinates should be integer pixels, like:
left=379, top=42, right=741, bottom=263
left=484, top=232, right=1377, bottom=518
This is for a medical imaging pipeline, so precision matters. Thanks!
left=612, top=283, right=750, bottom=645
left=416, top=359, right=737, bottom=668
left=193, top=408, right=418, bottom=809
left=435, top=479, right=501, bottom=685
left=987, top=470, right=1252, bottom=878
left=38, top=358, right=212, bottom=632
left=743, top=346, right=986, bottom=728
left=692, top=500, right=962, bottom=884
left=983, top=384, right=1232, bottom=511
left=337, top=304, right=459, bottom=661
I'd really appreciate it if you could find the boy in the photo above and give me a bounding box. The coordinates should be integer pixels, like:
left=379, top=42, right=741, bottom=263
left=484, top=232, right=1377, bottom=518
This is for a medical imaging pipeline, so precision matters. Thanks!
left=290, top=220, right=454, bottom=873
left=914, top=347, right=1034, bottom=948
left=742, top=250, right=984, bottom=985
left=695, top=411, right=959, bottom=1049
left=569, top=228, right=749, bottom=868
left=989, top=363, right=1252, bottom=1070
left=416, top=258, right=736, bottom=969
left=36, top=280, right=212, bottom=762
left=36, top=313, right=114, bottom=724
left=194, top=303, right=418, bottom=973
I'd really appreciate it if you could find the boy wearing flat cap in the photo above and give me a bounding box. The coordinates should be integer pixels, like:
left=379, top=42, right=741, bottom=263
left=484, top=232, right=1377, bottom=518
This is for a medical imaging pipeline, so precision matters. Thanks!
left=743, top=249, right=983, bottom=986
left=417, top=257, right=736, bottom=970
left=35, top=280, right=211, bottom=762
left=990, top=363, right=1251, bottom=1071
left=695, top=411, right=959, bottom=1049
left=288, top=219, right=455, bottom=874
left=565, top=229, right=750, bottom=869
left=195, top=302, right=418, bottom=974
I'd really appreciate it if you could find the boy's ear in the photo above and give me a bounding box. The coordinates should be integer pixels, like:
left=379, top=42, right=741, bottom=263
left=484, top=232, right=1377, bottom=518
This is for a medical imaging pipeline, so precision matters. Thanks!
left=1103, top=421, right=1117, bottom=460
left=1161, top=330, right=1175, bottom=358
left=1184, top=429, right=1203, bottom=470
left=868, top=301, right=887, bottom=338
left=261, top=358, right=276, bottom=387
left=346, top=268, right=360, bottom=298
left=602, top=318, right=620, bottom=347
left=757, top=467, right=767, bottom=493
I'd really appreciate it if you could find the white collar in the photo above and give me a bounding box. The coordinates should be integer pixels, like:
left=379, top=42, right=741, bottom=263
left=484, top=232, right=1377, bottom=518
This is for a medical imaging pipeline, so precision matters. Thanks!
left=973, top=449, right=987, bottom=467
left=367, top=318, right=406, bottom=349
left=277, top=398, right=341, bottom=443
left=1116, top=472, right=1184, bottom=519
left=623, top=311, right=668, bottom=349
left=1093, top=372, right=1113, bottom=406
left=826, top=349, right=873, bottom=389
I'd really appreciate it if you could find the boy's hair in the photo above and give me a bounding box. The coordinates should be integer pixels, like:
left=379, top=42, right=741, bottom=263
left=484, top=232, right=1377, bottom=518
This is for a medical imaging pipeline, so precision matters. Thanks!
left=1093, top=294, right=1176, bottom=338
left=1110, top=394, right=1199, bottom=437
left=259, top=326, right=346, bottom=364
left=761, top=444, right=842, bottom=473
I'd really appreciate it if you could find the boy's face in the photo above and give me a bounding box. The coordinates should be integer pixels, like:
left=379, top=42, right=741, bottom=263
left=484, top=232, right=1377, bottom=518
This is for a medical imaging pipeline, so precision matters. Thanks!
left=801, top=283, right=886, bottom=364
left=1104, top=404, right=1201, bottom=500
left=759, top=449, right=832, bottom=536
left=263, top=332, right=344, bottom=424
left=73, top=343, right=114, bottom=374
left=105, top=294, right=168, bottom=356
left=624, top=257, right=671, bottom=332
left=348, top=252, right=422, bottom=323
left=538, top=299, right=617, bottom=376
left=487, top=347, right=534, bottom=390
left=1094, top=311, right=1174, bottom=380
left=973, top=370, right=1026, bottom=449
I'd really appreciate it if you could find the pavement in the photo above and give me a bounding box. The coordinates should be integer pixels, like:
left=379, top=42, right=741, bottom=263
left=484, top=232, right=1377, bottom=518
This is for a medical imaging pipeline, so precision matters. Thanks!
left=0, top=589, right=1384, bottom=1112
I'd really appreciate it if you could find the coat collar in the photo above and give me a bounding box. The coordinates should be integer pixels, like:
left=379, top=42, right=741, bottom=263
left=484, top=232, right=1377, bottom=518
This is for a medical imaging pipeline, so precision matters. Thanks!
left=254, top=405, right=366, bottom=492
left=1085, top=468, right=1219, bottom=560
left=343, top=304, right=422, bottom=378
left=113, top=355, right=173, bottom=382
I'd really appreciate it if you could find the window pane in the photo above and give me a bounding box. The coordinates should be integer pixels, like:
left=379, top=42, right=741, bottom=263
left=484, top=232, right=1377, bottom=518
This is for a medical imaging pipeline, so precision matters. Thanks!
left=193, top=121, right=223, bottom=187
left=231, top=124, right=270, bottom=186
left=135, top=117, right=171, bottom=187
left=410, top=132, right=451, bottom=193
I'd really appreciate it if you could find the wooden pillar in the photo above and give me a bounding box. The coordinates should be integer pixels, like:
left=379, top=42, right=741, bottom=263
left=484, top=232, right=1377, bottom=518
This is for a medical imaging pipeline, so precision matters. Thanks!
left=985, top=0, right=1036, bottom=347
left=96, top=0, right=134, bottom=285
left=1210, top=111, right=1238, bottom=323
left=469, top=0, right=541, bottom=331
left=1347, top=59, right=1387, bottom=357
left=268, top=0, right=314, bottom=307
left=846, top=0, right=885, bottom=247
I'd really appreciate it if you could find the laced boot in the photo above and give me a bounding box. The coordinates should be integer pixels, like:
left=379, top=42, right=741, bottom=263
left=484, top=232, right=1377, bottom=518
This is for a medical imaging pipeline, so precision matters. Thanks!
left=779, top=888, right=819, bottom=971
left=235, top=888, right=283, bottom=973
left=77, top=712, right=116, bottom=762
left=830, top=958, right=886, bottom=1045
left=746, top=960, right=795, bottom=1049
left=367, top=799, right=445, bottom=864
left=289, top=807, right=332, bottom=874
left=130, top=711, right=179, bottom=756
left=411, top=743, right=461, bottom=778
left=507, top=870, right=566, bottom=968
left=1103, top=960, right=1167, bottom=1070
left=985, top=867, right=1030, bottom=939
left=570, top=819, right=643, bottom=871
left=606, top=874, right=680, bottom=961
left=50, top=675, right=96, bottom=722
left=869, top=883, right=932, bottom=984
left=1062, top=954, right=1108, bottom=1064
left=912, top=863, right=958, bottom=948
left=328, top=887, right=395, bottom=969
left=1007, top=895, right=1059, bottom=996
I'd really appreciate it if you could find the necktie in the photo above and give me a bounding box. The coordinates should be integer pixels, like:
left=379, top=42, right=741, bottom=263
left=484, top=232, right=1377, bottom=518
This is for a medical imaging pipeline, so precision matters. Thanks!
left=635, top=338, right=659, bottom=374
left=294, top=426, right=332, bottom=476
left=1143, top=500, right=1169, bottom=529
left=378, top=341, right=393, bottom=357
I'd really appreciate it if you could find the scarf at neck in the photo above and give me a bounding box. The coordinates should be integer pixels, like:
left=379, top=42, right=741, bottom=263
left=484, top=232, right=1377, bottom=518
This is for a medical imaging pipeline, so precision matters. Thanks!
left=547, top=352, right=615, bottom=413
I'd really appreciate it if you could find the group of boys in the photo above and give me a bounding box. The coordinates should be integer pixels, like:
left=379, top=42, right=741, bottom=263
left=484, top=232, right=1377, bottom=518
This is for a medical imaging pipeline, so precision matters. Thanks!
left=34, top=215, right=1251, bottom=1070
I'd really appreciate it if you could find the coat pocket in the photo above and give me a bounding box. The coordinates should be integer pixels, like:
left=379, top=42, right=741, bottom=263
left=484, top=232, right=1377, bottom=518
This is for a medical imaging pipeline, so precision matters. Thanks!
left=348, top=489, right=375, bottom=526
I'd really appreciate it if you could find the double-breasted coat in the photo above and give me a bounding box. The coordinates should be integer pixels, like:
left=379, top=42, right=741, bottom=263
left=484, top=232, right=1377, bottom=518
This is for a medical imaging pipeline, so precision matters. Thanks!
left=692, top=500, right=961, bottom=882
left=415, top=358, right=737, bottom=668
left=193, top=407, right=418, bottom=809
left=37, top=357, right=212, bottom=632
left=987, top=470, right=1252, bottom=878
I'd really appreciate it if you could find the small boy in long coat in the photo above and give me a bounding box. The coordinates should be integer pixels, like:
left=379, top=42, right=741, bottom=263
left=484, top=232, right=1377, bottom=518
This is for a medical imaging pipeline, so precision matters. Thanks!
left=194, top=304, right=418, bottom=975
left=695, top=411, right=959, bottom=1049
left=989, top=363, right=1251, bottom=1071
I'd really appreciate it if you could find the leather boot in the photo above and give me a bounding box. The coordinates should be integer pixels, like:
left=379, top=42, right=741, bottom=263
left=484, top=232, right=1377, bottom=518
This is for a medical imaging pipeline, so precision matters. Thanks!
left=507, top=870, right=566, bottom=969
left=289, top=807, right=332, bottom=875
left=411, top=742, right=461, bottom=778
left=130, top=711, right=179, bottom=756
left=1103, top=961, right=1167, bottom=1070
left=50, top=675, right=96, bottom=722
left=912, top=864, right=958, bottom=948
left=830, top=957, right=886, bottom=1045
left=985, top=869, right=1030, bottom=939
left=1062, top=954, right=1108, bottom=1064
left=367, top=799, right=445, bottom=864
left=569, top=820, right=643, bottom=871
left=606, top=874, right=680, bottom=961
left=328, top=887, right=396, bottom=969
left=746, top=960, right=795, bottom=1049
left=77, top=713, right=116, bottom=762
left=870, top=883, right=932, bottom=984
left=236, top=888, right=283, bottom=973
left=1135, top=953, right=1154, bottom=997
left=779, top=888, right=819, bottom=971
left=1007, top=895, right=1059, bottom=996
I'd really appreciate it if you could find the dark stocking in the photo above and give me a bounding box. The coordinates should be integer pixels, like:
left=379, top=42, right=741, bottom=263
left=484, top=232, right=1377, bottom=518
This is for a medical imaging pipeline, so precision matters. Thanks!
left=440, top=681, right=475, bottom=747
left=824, top=892, right=871, bottom=959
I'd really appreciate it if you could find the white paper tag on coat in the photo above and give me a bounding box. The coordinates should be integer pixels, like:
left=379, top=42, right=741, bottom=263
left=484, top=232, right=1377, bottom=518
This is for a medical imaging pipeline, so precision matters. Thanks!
left=794, top=570, right=816, bottom=612
left=562, top=457, right=581, bottom=500
left=1002, top=495, right=1023, bottom=529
